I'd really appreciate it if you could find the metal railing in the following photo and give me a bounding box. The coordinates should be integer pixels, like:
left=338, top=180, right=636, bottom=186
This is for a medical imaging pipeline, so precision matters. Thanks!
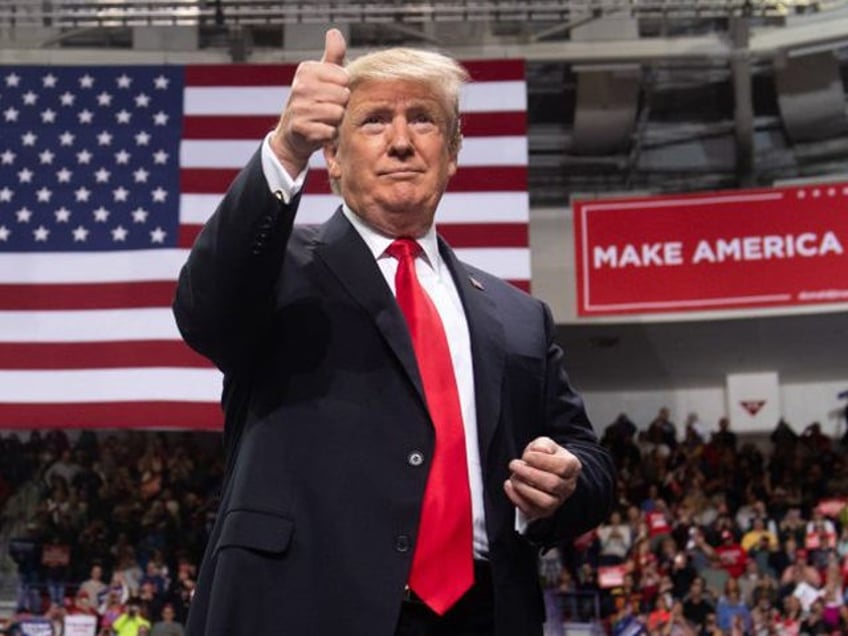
left=0, top=0, right=843, bottom=28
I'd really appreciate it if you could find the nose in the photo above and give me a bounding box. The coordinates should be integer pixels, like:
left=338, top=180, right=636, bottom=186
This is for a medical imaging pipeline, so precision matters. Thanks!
left=387, top=117, right=413, bottom=157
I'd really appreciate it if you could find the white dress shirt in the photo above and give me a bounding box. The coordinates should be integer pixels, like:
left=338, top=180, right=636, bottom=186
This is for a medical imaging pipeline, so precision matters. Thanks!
left=261, top=134, right=491, bottom=557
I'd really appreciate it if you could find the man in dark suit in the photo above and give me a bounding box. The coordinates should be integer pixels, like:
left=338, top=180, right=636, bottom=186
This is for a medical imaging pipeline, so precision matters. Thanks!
left=174, top=28, right=615, bottom=636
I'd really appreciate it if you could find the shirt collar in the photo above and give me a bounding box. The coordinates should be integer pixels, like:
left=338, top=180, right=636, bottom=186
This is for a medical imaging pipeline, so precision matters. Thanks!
left=341, top=204, right=442, bottom=275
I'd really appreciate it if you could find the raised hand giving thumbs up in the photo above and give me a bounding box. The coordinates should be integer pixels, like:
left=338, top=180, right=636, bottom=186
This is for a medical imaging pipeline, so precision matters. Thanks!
left=272, top=28, right=350, bottom=178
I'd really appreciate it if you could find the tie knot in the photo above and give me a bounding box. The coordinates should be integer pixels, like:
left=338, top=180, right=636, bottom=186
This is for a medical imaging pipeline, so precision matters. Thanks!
left=386, top=238, right=421, bottom=262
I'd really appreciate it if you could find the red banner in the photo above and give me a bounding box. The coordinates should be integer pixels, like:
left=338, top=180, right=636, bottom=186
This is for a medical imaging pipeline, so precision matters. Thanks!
left=573, top=183, right=848, bottom=316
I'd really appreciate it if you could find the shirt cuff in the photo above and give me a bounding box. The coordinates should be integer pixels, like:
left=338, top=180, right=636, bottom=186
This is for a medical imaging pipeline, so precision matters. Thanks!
left=261, top=131, right=307, bottom=204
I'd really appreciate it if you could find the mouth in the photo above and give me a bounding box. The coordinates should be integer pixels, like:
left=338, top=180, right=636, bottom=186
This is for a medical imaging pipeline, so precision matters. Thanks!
left=378, top=169, right=423, bottom=179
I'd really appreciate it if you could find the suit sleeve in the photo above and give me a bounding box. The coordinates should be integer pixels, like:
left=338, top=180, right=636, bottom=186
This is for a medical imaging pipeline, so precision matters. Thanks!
left=172, top=147, right=300, bottom=375
left=525, top=303, right=616, bottom=547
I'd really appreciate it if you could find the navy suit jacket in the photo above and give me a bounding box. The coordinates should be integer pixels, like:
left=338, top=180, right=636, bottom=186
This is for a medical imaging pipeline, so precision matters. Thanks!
left=173, top=149, right=615, bottom=635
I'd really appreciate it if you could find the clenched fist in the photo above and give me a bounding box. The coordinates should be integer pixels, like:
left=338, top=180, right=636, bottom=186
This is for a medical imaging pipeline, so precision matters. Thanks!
left=271, top=29, right=350, bottom=179
left=504, top=436, right=582, bottom=522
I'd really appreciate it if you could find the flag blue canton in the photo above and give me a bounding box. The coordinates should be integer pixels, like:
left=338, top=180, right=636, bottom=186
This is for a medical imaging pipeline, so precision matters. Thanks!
left=0, top=66, right=183, bottom=251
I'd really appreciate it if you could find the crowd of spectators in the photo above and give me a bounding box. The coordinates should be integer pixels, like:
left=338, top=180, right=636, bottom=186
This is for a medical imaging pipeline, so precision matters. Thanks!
left=542, top=409, right=848, bottom=635
left=1, top=409, right=847, bottom=635
left=0, top=429, right=223, bottom=635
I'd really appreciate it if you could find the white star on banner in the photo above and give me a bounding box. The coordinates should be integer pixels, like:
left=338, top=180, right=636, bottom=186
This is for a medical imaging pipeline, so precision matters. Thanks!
left=59, top=131, right=75, bottom=146
left=72, top=225, right=89, bottom=242
left=34, top=225, right=50, bottom=242
left=22, top=91, right=38, bottom=105
left=0, top=187, right=12, bottom=202
left=1, top=150, right=15, bottom=164
left=60, top=91, right=76, bottom=106
left=117, top=74, right=132, bottom=88
left=56, top=167, right=73, bottom=183
left=111, top=225, right=129, bottom=241
left=5, top=73, right=21, bottom=87
left=4, top=107, right=19, bottom=122
left=135, top=93, right=150, bottom=108
left=150, top=226, right=167, bottom=243
left=78, top=109, right=94, bottom=124
left=18, top=168, right=33, bottom=183
left=77, top=149, right=93, bottom=164
left=0, top=226, right=9, bottom=241
left=36, top=187, right=52, bottom=203
left=132, top=207, right=149, bottom=223
left=16, top=208, right=33, bottom=223
left=42, top=74, right=58, bottom=88
left=151, top=187, right=168, bottom=202
left=79, top=74, right=95, bottom=88
left=74, top=187, right=91, bottom=202
left=93, top=206, right=110, bottom=222
left=54, top=207, right=71, bottom=222
left=94, top=167, right=111, bottom=183
left=113, top=186, right=129, bottom=202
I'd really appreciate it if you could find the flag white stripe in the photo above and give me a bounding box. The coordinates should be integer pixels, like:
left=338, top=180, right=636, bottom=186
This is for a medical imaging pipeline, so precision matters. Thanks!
left=1, top=247, right=528, bottom=285
left=179, top=137, right=528, bottom=169
left=184, top=82, right=527, bottom=116
left=0, top=368, right=221, bottom=403
left=0, top=250, right=187, bottom=284
left=179, top=192, right=530, bottom=226
left=0, top=308, right=182, bottom=342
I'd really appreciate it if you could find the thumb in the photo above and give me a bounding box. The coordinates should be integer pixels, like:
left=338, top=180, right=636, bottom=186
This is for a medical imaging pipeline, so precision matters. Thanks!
left=321, top=28, right=347, bottom=66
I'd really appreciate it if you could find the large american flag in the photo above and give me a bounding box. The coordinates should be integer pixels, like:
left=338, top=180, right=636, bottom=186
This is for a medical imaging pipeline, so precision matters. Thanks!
left=0, top=61, right=529, bottom=430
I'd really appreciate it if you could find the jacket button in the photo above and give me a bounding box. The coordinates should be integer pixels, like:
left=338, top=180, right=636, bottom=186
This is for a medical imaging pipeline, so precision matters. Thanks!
left=395, top=535, right=410, bottom=553
left=407, top=451, right=424, bottom=467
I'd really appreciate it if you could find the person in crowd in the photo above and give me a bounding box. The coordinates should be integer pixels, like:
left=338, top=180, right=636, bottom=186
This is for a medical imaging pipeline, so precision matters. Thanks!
left=681, top=577, right=714, bottom=633
left=150, top=604, right=185, bottom=636
left=715, top=579, right=752, bottom=633
left=780, top=547, right=822, bottom=590
left=79, top=563, right=108, bottom=608
left=172, top=27, right=615, bottom=636
left=112, top=598, right=152, bottom=636
left=597, top=509, right=633, bottom=565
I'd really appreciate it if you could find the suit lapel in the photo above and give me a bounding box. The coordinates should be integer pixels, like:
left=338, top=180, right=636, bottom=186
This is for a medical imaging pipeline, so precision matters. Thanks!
left=313, top=209, right=427, bottom=408
left=438, top=238, right=506, bottom=471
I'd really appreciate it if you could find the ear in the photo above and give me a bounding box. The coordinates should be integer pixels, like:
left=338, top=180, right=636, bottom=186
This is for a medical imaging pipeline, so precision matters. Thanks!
left=446, top=150, right=458, bottom=179
left=323, top=143, right=342, bottom=180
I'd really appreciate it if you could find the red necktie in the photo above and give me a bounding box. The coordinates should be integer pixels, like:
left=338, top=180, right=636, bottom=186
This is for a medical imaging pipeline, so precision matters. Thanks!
left=386, top=238, right=474, bottom=615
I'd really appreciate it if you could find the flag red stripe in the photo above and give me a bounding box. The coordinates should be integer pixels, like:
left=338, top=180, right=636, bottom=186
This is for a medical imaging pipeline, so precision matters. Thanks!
left=0, top=341, right=211, bottom=369
left=0, top=402, right=223, bottom=430
left=186, top=64, right=297, bottom=86
left=180, top=166, right=527, bottom=194
left=507, top=279, right=530, bottom=293
left=461, top=59, right=525, bottom=82
left=178, top=221, right=527, bottom=250
left=0, top=282, right=177, bottom=310
left=182, top=111, right=527, bottom=140
left=184, top=61, right=523, bottom=86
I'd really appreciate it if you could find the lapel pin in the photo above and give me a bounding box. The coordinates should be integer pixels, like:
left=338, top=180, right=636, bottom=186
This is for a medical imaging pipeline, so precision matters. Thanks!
left=469, top=275, right=485, bottom=291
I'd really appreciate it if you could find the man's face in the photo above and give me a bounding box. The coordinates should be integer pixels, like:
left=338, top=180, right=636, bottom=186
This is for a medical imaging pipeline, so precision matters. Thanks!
left=324, top=79, right=458, bottom=238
